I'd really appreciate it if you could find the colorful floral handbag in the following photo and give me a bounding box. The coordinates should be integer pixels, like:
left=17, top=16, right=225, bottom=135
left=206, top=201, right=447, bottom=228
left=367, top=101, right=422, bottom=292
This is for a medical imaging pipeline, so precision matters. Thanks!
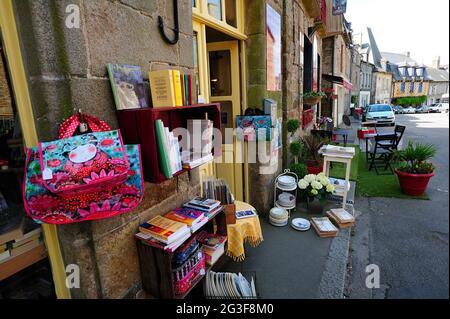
left=23, top=114, right=144, bottom=224
left=39, top=130, right=130, bottom=195
left=23, top=144, right=144, bottom=224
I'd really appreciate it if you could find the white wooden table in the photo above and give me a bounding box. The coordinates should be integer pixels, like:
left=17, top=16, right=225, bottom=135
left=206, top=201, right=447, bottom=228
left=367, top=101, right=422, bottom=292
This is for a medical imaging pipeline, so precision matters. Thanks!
left=322, top=154, right=354, bottom=209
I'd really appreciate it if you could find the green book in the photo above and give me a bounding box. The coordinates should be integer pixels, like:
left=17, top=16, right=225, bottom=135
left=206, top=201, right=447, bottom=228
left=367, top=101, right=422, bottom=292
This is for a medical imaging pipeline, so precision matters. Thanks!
left=155, top=120, right=173, bottom=179
left=184, top=74, right=189, bottom=106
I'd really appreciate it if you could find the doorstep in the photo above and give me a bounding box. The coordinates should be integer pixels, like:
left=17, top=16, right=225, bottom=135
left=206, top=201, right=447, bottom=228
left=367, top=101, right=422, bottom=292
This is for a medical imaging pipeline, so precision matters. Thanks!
left=217, top=201, right=352, bottom=299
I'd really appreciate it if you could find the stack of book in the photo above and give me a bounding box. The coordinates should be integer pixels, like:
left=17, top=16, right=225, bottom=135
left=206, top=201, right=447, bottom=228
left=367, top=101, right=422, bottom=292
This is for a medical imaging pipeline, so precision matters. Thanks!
left=149, top=69, right=197, bottom=108
left=165, top=207, right=209, bottom=233
left=181, top=152, right=214, bottom=170
left=184, top=197, right=222, bottom=219
left=326, top=208, right=355, bottom=229
left=138, top=215, right=191, bottom=251
left=196, top=231, right=227, bottom=266
left=155, top=119, right=183, bottom=179
left=311, top=217, right=339, bottom=238
left=202, top=178, right=235, bottom=205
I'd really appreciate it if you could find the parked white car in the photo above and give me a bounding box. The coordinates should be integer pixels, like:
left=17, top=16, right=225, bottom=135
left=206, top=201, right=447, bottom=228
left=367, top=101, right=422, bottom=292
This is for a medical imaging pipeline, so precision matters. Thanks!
left=402, top=106, right=416, bottom=114
left=429, top=103, right=449, bottom=113
left=364, top=104, right=396, bottom=126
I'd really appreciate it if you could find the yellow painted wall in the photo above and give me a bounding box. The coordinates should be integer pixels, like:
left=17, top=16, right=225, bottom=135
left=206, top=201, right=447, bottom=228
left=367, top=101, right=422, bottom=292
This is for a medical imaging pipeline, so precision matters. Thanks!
left=393, top=81, right=429, bottom=98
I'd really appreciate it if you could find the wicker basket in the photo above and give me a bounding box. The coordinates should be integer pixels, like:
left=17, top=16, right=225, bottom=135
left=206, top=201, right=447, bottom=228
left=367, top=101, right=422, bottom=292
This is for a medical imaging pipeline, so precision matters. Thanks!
left=303, top=96, right=322, bottom=106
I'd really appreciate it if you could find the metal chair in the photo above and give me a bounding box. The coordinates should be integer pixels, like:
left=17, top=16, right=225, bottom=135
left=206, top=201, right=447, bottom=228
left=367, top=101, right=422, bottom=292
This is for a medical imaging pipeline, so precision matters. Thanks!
left=368, top=134, right=397, bottom=175
left=377, top=125, right=406, bottom=150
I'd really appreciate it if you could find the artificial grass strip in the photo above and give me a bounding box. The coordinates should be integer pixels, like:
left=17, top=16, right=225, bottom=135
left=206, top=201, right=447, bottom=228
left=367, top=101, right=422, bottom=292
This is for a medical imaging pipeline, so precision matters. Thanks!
left=329, top=145, right=360, bottom=181
left=329, top=144, right=429, bottom=200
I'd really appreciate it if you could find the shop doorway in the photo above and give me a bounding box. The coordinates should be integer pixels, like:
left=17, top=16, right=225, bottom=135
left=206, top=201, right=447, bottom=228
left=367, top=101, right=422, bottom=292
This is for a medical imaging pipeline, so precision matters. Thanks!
left=207, top=40, right=244, bottom=201
left=0, top=32, right=56, bottom=298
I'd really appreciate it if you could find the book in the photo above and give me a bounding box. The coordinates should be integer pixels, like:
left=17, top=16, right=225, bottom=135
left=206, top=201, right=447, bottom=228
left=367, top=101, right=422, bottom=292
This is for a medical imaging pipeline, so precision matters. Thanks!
left=172, top=70, right=183, bottom=107
left=196, top=231, right=227, bottom=266
left=320, top=145, right=355, bottom=158
left=107, top=64, right=147, bottom=110
left=155, top=120, right=173, bottom=179
left=184, top=74, right=189, bottom=106
left=180, top=74, right=186, bottom=106
left=311, top=217, right=339, bottom=238
left=181, top=153, right=214, bottom=170
left=149, top=69, right=176, bottom=108
left=135, top=231, right=191, bottom=252
left=188, top=75, right=193, bottom=106
left=165, top=208, right=205, bottom=227
left=329, top=208, right=355, bottom=223
left=184, top=197, right=221, bottom=212
left=235, top=210, right=257, bottom=220
left=187, top=119, right=213, bottom=156
left=139, top=215, right=189, bottom=244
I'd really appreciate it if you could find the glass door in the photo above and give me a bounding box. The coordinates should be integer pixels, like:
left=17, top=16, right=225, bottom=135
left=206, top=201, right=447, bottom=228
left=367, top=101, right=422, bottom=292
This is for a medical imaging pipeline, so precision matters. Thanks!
left=207, top=41, right=243, bottom=201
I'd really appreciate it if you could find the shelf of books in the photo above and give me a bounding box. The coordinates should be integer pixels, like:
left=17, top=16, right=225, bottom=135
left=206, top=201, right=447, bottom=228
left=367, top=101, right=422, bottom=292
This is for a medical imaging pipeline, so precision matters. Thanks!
left=117, top=103, right=221, bottom=183
left=135, top=197, right=229, bottom=299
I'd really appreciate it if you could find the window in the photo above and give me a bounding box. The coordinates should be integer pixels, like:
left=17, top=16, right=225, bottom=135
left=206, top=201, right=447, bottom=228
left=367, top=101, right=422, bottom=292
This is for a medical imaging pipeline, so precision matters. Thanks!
left=192, top=21, right=208, bottom=103
left=207, top=0, right=222, bottom=20
left=401, top=81, right=406, bottom=93
left=410, top=82, right=415, bottom=93
left=225, top=0, right=237, bottom=28
left=340, top=44, right=344, bottom=73
left=418, top=82, right=423, bottom=93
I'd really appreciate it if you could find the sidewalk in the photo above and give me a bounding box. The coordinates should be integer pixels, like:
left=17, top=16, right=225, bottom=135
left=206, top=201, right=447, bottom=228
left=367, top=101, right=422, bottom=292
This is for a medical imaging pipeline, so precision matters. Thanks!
left=218, top=201, right=352, bottom=299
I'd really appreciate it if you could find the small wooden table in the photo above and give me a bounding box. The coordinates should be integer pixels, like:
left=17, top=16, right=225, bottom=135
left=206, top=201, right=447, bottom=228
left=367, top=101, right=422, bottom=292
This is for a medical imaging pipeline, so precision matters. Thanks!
left=322, top=153, right=355, bottom=209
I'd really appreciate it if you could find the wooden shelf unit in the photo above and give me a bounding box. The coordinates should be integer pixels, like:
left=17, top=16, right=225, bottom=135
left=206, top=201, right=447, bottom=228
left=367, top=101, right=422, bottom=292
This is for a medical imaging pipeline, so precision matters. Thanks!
left=0, top=243, right=47, bottom=281
left=135, top=206, right=228, bottom=299
left=117, top=103, right=222, bottom=183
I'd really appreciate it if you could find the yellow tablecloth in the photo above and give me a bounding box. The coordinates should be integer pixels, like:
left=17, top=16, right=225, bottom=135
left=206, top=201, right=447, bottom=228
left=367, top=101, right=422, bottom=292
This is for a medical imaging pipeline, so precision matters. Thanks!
left=226, top=201, right=263, bottom=262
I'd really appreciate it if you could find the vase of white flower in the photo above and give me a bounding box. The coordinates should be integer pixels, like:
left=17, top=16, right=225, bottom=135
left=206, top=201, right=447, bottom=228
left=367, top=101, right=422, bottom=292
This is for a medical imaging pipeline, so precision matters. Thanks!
left=298, top=173, right=335, bottom=214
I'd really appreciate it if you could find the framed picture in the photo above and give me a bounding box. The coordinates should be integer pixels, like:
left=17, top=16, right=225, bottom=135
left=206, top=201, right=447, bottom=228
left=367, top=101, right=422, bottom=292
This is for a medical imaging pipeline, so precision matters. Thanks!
left=266, top=4, right=282, bottom=91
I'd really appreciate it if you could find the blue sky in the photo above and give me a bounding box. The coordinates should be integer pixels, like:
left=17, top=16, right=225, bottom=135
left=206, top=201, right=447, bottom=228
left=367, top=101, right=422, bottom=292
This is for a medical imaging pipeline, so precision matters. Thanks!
left=345, top=0, right=449, bottom=66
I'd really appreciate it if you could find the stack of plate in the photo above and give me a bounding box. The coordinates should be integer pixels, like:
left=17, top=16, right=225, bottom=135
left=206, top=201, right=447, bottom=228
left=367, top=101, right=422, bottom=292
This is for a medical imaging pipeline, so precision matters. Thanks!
left=291, top=218, right=311, bottom=231
left=205, top=271, right=257, bottom=299
left=277, top=175, right=297, bottom=189
left=269, top=207, right=289, bottom=227
left=277, top=192, right=296, bottom=207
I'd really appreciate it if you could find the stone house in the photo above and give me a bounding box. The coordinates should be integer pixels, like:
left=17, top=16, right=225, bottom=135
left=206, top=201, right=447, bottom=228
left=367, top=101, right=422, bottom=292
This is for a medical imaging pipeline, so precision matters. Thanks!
left=320, top=6, right=353, bottom=126
left=425, top=58, right=449, bottom=105
left=0, top=0, right=330, bottom=299
left=359, top=60, right=374, bottom=108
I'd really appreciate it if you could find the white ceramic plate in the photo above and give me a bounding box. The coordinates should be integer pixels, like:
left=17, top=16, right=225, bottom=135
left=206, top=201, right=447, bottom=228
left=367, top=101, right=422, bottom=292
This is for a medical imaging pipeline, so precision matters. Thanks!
left=291, top=218, right=311, bottom=231
left=278, top=176, right=296, bottom=187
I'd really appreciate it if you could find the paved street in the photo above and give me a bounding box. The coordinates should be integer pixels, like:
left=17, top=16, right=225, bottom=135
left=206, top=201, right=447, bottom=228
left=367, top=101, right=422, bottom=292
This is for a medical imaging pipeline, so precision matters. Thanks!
left=347, top=113, right=449, bottom=299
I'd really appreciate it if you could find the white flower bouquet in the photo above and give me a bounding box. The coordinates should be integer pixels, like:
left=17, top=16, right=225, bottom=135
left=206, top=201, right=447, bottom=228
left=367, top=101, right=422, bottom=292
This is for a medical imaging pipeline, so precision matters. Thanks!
left=298, top=173, right=335, bottom=203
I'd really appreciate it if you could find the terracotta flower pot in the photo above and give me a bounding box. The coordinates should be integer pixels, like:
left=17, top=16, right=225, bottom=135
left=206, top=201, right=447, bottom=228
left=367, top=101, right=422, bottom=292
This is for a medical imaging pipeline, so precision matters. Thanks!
left=395, top=169, right=435, bottom=196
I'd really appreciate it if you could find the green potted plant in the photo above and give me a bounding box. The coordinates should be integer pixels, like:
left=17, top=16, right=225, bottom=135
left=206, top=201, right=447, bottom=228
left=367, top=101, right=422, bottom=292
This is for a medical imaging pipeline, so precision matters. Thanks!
left=288, top=141, right=307, bottom=180
left=303, top=91, right=326, bottom=106
left=301, top=135, right=329, bottom=174
left=393, top=141, right=436, bottom=196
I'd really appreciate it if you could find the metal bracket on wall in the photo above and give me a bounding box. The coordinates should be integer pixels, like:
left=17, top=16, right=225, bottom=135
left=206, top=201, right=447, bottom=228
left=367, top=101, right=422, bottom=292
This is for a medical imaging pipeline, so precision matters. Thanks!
left=158, top=0, right=179, bottom=45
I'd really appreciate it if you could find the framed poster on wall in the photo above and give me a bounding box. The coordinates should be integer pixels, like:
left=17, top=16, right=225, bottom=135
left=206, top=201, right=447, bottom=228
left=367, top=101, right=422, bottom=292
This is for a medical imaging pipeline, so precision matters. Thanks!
left=332, top=0, right=347, bottom=15
left=266, top=4, right=281, bottom=91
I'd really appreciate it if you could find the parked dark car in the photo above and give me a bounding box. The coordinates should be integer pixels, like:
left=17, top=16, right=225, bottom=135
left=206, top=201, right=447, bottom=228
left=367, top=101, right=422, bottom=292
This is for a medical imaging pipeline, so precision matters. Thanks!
left=416, top=105, right=431, bottom=113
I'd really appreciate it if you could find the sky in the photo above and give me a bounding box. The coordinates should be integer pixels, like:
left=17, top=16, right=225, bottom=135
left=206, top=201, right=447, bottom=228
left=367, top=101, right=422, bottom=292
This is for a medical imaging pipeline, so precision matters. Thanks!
left=345, top=0, right=450, bottom=66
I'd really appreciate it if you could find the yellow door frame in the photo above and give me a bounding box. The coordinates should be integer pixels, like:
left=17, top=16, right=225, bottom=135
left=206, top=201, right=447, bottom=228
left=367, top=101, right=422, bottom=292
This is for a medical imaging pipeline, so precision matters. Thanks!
left=0, top=0, right=70, bottom=299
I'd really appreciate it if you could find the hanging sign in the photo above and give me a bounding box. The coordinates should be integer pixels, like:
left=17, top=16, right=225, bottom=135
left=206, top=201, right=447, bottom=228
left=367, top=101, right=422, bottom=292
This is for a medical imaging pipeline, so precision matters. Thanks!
left=332, top=0, right=347, bottom=15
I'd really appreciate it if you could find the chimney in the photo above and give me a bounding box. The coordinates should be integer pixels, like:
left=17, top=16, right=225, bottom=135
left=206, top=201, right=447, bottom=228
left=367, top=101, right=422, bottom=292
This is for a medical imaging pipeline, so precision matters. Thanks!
left=432, top=56, right=441, bottom=69
left=403, top=51, right=411, bottom=58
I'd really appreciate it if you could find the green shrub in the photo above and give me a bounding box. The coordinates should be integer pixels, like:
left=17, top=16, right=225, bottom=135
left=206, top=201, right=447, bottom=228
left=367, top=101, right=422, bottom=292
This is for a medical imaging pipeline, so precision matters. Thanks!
left=289, top=163, right=308, bottom=179
left=289, top=141, right=303, bottom=158
left=286, top=119, right=300, bottom=134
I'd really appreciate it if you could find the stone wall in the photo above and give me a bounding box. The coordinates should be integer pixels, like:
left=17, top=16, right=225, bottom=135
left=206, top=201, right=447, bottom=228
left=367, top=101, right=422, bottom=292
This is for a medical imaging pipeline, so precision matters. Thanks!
left=13, top=0, right=200, bottom=299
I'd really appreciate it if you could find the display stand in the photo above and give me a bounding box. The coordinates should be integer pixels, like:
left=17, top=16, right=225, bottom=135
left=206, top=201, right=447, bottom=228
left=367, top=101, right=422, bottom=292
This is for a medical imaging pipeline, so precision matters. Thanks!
left=135, top=206, right=227, bottom=299
left=322, top=154, right=353, bottom=210
left=273, top=169, right=298, bottom=217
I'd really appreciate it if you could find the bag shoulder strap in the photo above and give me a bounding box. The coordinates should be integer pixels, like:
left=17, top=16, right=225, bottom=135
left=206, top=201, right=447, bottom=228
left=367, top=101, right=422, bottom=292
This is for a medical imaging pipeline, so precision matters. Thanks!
left=59, top=114, right=111, bottom=139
